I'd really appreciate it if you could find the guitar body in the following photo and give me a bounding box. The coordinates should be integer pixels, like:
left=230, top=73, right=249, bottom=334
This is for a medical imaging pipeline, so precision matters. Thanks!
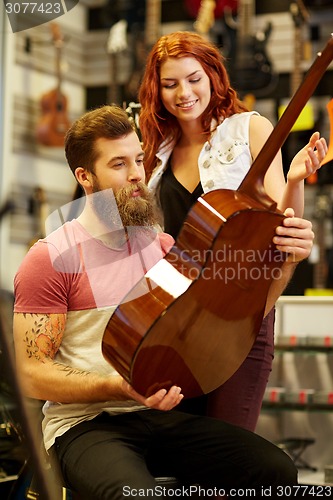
left=228, top=24, right=275, bottom=96
left=36, top=88, right=71, bottom=147
left=36, top=23, right=70, bottom=147
left=102, top=189, right=285, bottom=398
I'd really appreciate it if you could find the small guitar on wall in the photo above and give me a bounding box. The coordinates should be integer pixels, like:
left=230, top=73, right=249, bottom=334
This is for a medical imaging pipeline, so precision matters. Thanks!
left=36, top=22, right=71, bottom=147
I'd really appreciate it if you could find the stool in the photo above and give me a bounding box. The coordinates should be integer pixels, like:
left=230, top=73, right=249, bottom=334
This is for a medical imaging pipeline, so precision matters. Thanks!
left=276, top=438, right=317, bottom=471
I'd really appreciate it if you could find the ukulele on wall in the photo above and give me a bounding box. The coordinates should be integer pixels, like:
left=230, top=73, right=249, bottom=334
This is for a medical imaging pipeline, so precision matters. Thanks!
left=36, top=22, right=71, bottom=147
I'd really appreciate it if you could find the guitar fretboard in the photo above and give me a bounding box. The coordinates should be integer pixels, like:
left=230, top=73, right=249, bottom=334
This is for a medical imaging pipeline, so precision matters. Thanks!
left=238, top=0, right=255, bottom=41
left=145, top=0, right=162, bottom=47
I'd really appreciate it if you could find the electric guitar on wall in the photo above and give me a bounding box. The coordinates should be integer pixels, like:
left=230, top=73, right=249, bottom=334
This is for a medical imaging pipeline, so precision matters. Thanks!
left=223, top=0, right=277, bottom=97
left=125, top=0, right=162, bottom=101
left=36, top=23, right=71, bottom=147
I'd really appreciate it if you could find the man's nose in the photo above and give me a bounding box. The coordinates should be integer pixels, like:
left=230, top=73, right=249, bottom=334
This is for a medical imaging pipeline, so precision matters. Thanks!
left=128, top=164, right=143, bottom=183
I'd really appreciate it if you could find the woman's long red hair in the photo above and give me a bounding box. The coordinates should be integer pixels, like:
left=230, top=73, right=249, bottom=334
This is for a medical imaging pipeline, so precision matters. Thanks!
left=138, top=31, right=248, bottom=179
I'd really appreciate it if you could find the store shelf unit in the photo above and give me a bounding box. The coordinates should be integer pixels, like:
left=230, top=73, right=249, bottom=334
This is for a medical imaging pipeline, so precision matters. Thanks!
left=257, top=296, right=333, bottom=480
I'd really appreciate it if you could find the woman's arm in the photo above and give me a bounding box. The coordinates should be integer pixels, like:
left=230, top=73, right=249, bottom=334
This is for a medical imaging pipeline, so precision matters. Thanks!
left=13, top=312, right=183, bottom=410
left=249, top=115, right=327, bottom=217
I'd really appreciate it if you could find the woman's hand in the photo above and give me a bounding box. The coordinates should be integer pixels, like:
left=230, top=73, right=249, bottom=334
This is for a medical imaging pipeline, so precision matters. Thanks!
left=287, top=132, right=328, bottom=183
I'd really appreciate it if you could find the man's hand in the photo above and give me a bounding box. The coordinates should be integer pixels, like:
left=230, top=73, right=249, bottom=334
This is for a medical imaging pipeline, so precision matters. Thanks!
left=273, top=208, right=314, bottom=263
left=265, top=209, right=314, bottom=315
left=121, top=379, right=184, bottom=411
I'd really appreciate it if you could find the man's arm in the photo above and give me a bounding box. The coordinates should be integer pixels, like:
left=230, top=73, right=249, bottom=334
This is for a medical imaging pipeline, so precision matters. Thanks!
left=264, top=209, right=314, bottom=316
left=13, top=312, right=183, bottom=410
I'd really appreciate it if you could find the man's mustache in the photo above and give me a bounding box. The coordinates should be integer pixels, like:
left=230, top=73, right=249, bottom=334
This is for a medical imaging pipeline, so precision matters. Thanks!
left=115, top=182, right=150, bottom=201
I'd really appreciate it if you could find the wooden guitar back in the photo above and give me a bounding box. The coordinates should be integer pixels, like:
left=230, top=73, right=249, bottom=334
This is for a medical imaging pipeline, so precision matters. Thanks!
left=102, top=189, right=285, bottom=397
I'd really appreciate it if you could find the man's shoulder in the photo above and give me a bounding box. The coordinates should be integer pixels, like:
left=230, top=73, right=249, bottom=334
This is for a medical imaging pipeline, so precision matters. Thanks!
left=157, top=231, right=174, bottom=254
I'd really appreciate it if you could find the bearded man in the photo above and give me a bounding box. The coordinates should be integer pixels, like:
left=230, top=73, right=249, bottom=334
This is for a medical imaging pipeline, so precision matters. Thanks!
left=13, top=106, right=307, bottom=499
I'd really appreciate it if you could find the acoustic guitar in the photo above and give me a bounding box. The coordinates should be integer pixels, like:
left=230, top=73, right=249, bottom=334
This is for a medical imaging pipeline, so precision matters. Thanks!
left=102, top=36, right=333, bottom=398
left=36, top=23, right=71, bottom=147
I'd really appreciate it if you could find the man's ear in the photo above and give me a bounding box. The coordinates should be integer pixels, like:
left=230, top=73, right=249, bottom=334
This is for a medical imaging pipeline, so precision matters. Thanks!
left=75, top=167, right=92, bottom=191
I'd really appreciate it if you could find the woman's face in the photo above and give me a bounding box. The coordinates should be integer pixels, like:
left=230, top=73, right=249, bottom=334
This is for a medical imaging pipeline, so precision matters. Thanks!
left=159, top=56, right=211, bottom=124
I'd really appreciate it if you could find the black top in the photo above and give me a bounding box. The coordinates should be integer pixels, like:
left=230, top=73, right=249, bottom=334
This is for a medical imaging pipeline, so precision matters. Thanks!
left=159, top=164, right=203, bottom=240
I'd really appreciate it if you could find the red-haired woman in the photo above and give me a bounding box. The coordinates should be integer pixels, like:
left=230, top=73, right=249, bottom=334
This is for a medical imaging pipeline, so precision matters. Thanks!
left=138, top=31, right=327, bottom=431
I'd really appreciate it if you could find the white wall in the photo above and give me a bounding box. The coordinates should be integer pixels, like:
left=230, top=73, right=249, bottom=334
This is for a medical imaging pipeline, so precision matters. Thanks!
left=0, top=3, right=88, bottom=292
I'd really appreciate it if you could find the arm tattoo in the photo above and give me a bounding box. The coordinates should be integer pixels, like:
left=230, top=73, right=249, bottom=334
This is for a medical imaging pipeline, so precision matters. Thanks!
left=23, top=313, right=65, bottom=361
left=53, top=362, right=91, bottom=377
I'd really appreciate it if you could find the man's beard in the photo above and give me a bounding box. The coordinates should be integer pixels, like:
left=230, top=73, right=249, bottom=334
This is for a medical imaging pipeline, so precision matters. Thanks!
left=91, top=181, right=160, bottom=229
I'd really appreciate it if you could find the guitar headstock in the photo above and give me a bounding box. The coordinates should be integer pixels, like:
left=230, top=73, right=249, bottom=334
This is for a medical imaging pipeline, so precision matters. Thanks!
left=107, top=20, right=128, bottom=55
left=194, top=0, right=216, bottom=35
left=290, top=0, right=309, bottom=28
left=50, top=22, right=64, bottom=49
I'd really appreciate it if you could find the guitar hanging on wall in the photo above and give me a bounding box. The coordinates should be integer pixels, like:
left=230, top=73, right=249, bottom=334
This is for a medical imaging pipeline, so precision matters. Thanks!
left=125, top=0, right=162, bottom=102
left=106, top=19, right=128, bottom=105
left=36, top=22, right=71, bottom=147
left=102, top=36, right=333, bottom=399
left=305, top=98, right=333, bottom=292
left=279, top=0, right=318, bottom=179
left=185, top=0, right=238, bottom=20
left=223, top=0, right=277, bottom=98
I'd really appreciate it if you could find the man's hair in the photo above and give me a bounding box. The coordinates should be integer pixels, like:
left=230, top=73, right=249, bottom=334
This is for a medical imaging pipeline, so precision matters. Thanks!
left=65, top=105, right=134, bottom=176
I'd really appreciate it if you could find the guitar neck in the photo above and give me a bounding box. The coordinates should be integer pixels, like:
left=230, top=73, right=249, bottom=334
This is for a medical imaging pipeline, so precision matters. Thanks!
left=292, top=26, right=303, bottom=94
left=313, top=193, right=330, bottom=288
left=55, top=42, right=63, bottom=93
left=238, top=36, right=333, bottom=208
left=145, top=0, right=162, bottom=48
left=290, top=0, right=310, bottom=95
left=314, top=221, right=327, bottom=289
left=237, top=0, right=255, bottom=40
left=50, top=23, right=64, bottom=95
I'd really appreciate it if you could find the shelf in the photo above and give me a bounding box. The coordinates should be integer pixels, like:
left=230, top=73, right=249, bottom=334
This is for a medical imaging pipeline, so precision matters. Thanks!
left=275, top=345, right=333, bottom=353
left=0, top=475, right=18, bottom=484
left=298, top=469, right=333, bottom=487
left=262, top=402, right=333, bottom=412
